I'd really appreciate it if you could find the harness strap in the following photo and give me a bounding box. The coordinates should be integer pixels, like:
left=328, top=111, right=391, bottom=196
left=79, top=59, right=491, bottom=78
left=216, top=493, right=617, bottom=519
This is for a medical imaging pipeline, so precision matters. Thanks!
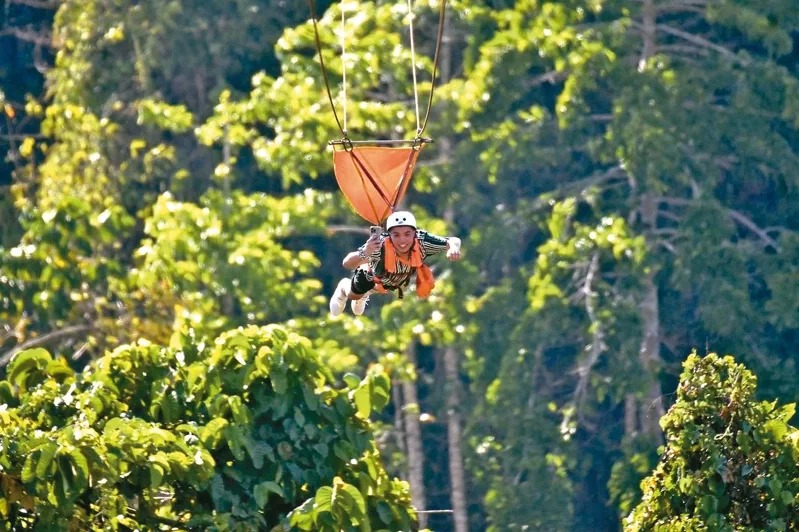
left=372, top=275, right=406, bottom=299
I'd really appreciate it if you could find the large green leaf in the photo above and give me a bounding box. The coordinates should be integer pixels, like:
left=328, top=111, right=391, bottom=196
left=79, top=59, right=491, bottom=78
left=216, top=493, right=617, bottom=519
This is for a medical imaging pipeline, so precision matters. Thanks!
left=7, top=348, right=52, bottom=391
left=253, top=481, right=283, bottom=507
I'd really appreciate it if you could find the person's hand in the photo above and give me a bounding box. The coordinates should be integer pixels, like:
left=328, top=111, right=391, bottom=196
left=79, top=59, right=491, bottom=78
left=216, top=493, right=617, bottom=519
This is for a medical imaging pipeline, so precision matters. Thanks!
left=363, top=233, right=381, bottom=255
left=446, top=241, right=461, bottom=261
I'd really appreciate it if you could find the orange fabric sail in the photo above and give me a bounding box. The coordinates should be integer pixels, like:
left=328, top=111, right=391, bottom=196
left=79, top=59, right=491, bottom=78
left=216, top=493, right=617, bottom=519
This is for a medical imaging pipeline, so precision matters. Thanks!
left=333, top=144, right=426, bottom=225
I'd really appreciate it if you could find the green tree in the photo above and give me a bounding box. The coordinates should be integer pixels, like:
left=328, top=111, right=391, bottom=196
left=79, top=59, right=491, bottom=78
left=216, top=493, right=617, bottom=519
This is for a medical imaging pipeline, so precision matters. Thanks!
left=0, top=324, right=415, bottom=530
left=440, top=0, right=799, bottom=526
left=0, top=0, right=56, bottom=196
left=0, top=196, right=135, bottom=366
left=626, top=352, right=799, bottom=531
left=207, top=1, right=799, bottom=527
left=125, top=188, right=335, bottom=343
left=4, top=0, right=799, bottom=529
left=213, top=5, right=474, bottom=526
left=2, top=0, right=323, bottom=363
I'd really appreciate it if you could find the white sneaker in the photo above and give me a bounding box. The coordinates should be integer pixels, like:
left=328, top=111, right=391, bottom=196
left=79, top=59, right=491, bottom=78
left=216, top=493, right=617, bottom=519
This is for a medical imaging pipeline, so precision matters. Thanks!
left=329, top=278, right=351, bottom=317
left=351, top=295, right=369, bottom=316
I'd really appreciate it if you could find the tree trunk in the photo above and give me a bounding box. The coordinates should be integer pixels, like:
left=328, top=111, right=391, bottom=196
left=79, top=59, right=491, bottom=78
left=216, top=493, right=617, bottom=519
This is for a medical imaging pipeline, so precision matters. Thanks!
left=402, top=341, right=427, bottom=528
left=636, top=186, right=665, bottom=442
left=436, top=11, right=469, bottom=529
left=393, top=377, right=407, bottom=456
left=624, top=393, right=637, bottom=436
left=638, top=270, right=665, bottom=441
left=628, top=0, right=666, bottom=443
left=443, top=347, right=468, bottom=532
left=438, top=13, right=471, bottom=529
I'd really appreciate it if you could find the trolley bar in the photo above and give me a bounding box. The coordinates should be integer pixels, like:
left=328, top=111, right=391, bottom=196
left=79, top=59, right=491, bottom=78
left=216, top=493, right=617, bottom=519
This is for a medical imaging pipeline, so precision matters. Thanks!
left=329, top=138, right=433, bottom=147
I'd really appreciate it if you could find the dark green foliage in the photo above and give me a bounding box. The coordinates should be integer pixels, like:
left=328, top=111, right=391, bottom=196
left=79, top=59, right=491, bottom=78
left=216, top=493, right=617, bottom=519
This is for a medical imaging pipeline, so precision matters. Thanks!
left=627, top=353, right=799, bottom=531
left=0, top=325, right=413, bottom=530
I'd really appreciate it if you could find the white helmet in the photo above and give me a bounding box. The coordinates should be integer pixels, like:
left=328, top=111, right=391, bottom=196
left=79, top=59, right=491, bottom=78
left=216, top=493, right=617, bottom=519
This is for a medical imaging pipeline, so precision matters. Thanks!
left=385, top=211, right=417, bottom=231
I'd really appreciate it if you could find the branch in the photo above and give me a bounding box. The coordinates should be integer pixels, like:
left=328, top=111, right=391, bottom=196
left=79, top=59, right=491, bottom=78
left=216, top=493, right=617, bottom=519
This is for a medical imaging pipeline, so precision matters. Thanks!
left=0, top=27, right=53, bottom=47
left=727, top=208, right=781, bottom=252
left=655, top=24, right=742, bottom=63
left=656, top=44, right=711, bottom=57
left=1, top=324, right=20, bottom=344
left=1, top=134, right=48, bottom=141
left=7, top=0, right=60, bottom=9
left=764, top=225, right=787, bottom=236
left=152, top=515, right=191, bottom=531
left=540, top=165, right=627, bottom=203
left=572, top=252, right=606, bottom=411
left=657, top=5, right=706, bottom=16
left=656, top=208, right=681, bottom=223
left=524, top=70, right=569, bottom=90
left=655, top=239, right=677, bottom=254
left=416, top=155, right=450, bottom=168
left=326, top=224, right=373, bottom=235
left=0, top=325, right=91, bottom=367
left=650, top=227, right=679, bottom=237
left=656, top=197, right=781, bottom=251
left=658, top=0, right=710, bottom=6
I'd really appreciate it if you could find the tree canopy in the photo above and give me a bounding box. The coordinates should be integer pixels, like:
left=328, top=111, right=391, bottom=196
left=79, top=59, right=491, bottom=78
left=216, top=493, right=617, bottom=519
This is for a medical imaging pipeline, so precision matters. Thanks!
left=627, top=352, right=799, bottom=531
left=0, top=325, right=414, bottom=530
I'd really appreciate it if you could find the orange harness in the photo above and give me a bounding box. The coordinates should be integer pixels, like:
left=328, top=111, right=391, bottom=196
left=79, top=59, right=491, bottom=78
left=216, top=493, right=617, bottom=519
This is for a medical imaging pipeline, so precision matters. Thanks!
left=373, top=238, right=435, bottom=299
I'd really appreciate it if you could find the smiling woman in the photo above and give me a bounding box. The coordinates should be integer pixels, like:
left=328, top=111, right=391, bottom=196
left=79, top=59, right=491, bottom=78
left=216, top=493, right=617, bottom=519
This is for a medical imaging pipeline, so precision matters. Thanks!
left=329, top=210, right=462, bottom=316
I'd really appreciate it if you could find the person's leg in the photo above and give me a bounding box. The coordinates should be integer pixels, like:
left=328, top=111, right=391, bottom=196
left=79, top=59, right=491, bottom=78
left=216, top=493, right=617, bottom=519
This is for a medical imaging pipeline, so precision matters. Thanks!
left=351, top=293, right=370, bottom=315
left=350, top=269, right=375, bottom=299
left=329, top=277, right=352, bottom=316
left=350, top=269, right=374, bottom=315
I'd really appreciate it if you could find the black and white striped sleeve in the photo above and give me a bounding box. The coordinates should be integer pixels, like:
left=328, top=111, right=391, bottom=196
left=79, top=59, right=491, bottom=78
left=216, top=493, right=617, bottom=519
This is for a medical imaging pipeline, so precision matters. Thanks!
left=418, top=231, right=450, bottom=257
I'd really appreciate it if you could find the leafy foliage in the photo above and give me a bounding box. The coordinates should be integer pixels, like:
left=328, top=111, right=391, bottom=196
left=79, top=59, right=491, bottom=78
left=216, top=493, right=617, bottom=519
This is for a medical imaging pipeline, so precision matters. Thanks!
left=2, top=0, right=799, bottom=529
left=0, top=325, right=414, bottom=530
left=127, top=188, right=334, bottom=343
left=626, top=353, right=799, bottom=531
left=0, top=196, right=134, bottom=351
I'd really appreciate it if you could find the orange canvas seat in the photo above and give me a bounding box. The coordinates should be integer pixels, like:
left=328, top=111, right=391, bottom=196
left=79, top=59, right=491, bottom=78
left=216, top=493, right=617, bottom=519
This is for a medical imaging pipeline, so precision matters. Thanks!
left=308, top=0, right=445, bottom=224
left=332, top=143, right=426, bottom=225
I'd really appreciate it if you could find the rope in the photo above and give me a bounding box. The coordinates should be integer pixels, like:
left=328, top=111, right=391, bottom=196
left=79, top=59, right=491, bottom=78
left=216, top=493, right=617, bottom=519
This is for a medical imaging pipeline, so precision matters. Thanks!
left=339, top=6, right=348, bottom=135
left=308, top=0, right=447, bottom=143
left=417, top=0, right=446, bottom=138
left=306, top=0, right=347, bottom=138
left=407, top=0, right=421, bottom=134
left=348, top=150, right=394, bottom=222
left=393, top=145, right=419, bottom=209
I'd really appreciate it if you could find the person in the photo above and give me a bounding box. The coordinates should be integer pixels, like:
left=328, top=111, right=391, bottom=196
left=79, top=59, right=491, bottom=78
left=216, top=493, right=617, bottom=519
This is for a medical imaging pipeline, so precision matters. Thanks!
left=329, top=211, right=462, bottom=316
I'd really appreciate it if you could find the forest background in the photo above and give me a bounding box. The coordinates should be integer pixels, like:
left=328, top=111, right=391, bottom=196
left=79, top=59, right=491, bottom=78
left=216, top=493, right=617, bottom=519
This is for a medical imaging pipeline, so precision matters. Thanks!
left=1, top=0, right=798, bottom=530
